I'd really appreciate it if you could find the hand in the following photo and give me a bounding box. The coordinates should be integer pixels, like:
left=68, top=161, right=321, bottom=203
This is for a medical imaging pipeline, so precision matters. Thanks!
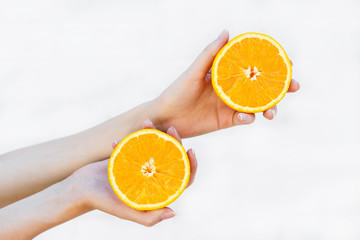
left=70, top=119, right=198, bottom=227
left=154, top=30, right=300, bottom=138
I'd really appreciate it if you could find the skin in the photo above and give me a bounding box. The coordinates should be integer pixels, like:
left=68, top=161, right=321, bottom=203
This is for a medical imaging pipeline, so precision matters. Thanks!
left=0, top=30, right=299, bottom=235
left=0, top=101, right=160, bottom=207
left=0, top=120, right=198, bottom=239
left=155, top=30, right=299, bottom=137
left=0, top=30, right=299, bottom=207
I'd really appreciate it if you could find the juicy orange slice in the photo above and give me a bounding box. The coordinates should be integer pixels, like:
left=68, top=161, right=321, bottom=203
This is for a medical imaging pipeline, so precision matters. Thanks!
left=212, top=32, right=292, bottom=113
left=108, top=129, right=190, bottom=210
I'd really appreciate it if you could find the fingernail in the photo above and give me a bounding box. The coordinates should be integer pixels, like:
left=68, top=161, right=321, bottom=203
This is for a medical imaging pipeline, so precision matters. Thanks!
left=112, top=140, right=118, bottom=147
left=144, top=118, right=152, bottom=125
left=170, top=126, right=178, bottom=135
left=190, top=148, right=195, bottom=158
left=238, top=113, right=250, bottom=122
left=161, top=211, right=176, bottom=220
left=271, top=109, right=277, bottom=118
left=216, top=29, right=226, bottom=40
left=142, top=119, right=153, bottom=128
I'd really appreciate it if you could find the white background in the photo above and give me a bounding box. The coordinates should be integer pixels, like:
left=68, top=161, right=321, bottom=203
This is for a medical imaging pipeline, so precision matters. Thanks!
left=1, top=0, right=360, bottom=239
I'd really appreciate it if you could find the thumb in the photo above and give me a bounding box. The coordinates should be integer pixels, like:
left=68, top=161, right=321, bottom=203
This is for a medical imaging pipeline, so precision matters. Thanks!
left=188, top=30, right=229, bottom=78
left=136, top=207, right=175, bottom=227
left=232, top=112, right=255, bottom=126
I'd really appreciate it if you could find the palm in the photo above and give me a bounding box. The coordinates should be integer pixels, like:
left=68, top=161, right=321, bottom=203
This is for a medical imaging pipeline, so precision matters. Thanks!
left=80, top=160, right=146, bottom=220
left=156, top=30, right=299, bottom=138
left=74, top=159, right=174, bottom=226
left=72, top=160, right=128, bottom=210
left=73, top=122, right=198, bottom=226
left=158, top=73, right=235, bottom=137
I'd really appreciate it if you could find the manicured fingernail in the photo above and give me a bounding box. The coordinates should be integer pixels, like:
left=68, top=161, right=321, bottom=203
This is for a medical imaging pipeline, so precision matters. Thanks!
left=238, top=113, right=250, bottom=122
left=170, top=126, right=178, bottom=135
left=144, top=118, right=152, bottom=125
left=205, top=72, right=212, bottom=82
left=161, top=211, right=176, bottom=220
left=216, top=29, right=226, bottom=40
left=271, top=109, right=276, bottom=118
left=191, top=148, right=195, bottom=158
left=112, top=140, right=118, bottom=149
left=142, top=119, right=153, bottom=128
left=189, top=148, right=195, bottom=158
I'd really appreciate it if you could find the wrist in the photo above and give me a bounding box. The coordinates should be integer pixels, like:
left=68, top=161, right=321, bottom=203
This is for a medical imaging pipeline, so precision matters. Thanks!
left=145, top=98, right=166, bottom=129
left=123, top=98, right=168, bottom=134
left=0, top=177, right=92, bottom=239
left=148, top=97, right=171, bottom=132
left=59, top=177, right=93, bottom=219
left=77, top=99, right=167, bottom=163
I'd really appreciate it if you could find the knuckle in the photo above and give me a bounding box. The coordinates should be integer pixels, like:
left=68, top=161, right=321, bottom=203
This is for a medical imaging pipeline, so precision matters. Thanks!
left=143, top=217, right=157, bottom=227
left=203, top=43, right=214, bottom=54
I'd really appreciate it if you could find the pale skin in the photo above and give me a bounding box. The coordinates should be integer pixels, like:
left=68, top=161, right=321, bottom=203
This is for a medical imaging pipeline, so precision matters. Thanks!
left=0, top=30, right=299, bottom=236
left=0, top=120, right=198, bottom=239
left=156, top=30, right=299, bottom=137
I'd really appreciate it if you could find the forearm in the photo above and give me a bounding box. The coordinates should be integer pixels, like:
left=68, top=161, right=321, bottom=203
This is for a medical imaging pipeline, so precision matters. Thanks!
left=0, top=178, right=88, bottom=240
left=0, top=99, right=162, bottom=207
left=82, top=99, right=163, bottom=161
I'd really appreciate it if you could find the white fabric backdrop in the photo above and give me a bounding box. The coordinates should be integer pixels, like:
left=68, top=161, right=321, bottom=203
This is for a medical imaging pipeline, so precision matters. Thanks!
left=0, top=0, right=359, bottom=239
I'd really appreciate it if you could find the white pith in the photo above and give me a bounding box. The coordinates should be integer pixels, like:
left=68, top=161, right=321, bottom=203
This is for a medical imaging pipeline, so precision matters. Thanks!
left=141, top=157, right=156, bottom=177
left=245, top=66, right=261, bottom=80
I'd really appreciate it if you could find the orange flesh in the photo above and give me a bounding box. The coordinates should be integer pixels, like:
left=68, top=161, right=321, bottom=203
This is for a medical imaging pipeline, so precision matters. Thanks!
left=111, top=133, right=185, bottom=205
left=216, top=37, right=288, bottom=108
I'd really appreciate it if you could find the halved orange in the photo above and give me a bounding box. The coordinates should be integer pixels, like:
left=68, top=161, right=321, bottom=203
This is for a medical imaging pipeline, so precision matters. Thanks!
left=212, top=32, right=292, bottom=113
left=108, top=129, right=190, bottom=210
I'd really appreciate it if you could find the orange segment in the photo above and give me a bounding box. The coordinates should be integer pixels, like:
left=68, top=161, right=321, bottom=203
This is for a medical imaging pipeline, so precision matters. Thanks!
left=212, top=32, right=292, bottom=113
left=108, top=129, right=190, bottom=210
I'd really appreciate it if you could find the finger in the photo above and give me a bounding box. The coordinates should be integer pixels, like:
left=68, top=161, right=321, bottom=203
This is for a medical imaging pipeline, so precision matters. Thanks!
left=167, top=126, right=182, bottom=144
left=205, top=69, right=212, bottom=82
left=263, top=105, right=277, bottom=120
left=136, top=207, right=175, bottom=227
left=142, top=119, right=156, bottom=129
left=188, top=30, right=229, bottom=78
left=112, top=140, right=119, bottom=149
left=288, top=79, right=300, bottom=92
left=290, top=60, right=293, bottom=66
left=186, top=148, right=197, bottom=188
left=232, top=112, right=255, bottom=125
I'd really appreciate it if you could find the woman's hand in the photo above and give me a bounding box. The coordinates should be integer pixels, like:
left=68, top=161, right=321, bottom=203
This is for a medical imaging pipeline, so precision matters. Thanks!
left=154, top=30, right=300, bottom=137
left=0, top=120, right=196, bottom=239
left=71, top=119, right=197, bottom=227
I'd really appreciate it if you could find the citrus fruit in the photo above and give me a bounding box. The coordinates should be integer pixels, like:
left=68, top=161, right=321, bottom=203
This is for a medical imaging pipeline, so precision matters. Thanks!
left=108, top=129, right=190, bottom=210
left=211, top=32, right=292, bottom=113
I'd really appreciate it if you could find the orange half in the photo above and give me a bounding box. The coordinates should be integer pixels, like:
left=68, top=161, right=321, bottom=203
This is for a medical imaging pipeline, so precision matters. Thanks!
left=212, top=32, right=292, bottom=113
left=108, top=129, right=190, bottom=210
